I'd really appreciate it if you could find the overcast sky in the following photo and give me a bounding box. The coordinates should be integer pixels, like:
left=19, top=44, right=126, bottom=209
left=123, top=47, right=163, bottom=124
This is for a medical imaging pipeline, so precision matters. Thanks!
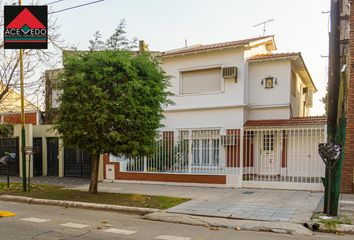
left=39, top=0, right=329, bottom=115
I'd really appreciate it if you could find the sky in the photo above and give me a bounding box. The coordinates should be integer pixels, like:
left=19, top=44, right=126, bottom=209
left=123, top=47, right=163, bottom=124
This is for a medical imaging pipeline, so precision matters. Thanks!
left=37, top=0, right=329, bottom=115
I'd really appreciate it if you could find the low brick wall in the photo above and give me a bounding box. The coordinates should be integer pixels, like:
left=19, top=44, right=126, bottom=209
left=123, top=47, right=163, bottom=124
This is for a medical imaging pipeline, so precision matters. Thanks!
left=116, top=172, right=226, bottom=184
left=103, top=154, right=226, bottom=185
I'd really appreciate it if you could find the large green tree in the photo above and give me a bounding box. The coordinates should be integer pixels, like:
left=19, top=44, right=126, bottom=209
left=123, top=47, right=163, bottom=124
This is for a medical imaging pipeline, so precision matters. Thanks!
left=55, top=23, right=171, bottom=193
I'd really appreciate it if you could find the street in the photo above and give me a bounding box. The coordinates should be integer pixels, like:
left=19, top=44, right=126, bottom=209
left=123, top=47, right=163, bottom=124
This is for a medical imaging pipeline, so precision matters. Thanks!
left=0, top=200, right=352, bottom=240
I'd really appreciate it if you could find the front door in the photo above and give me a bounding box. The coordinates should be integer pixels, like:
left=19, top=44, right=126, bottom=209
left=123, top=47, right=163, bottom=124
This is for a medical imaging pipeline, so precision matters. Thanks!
left=259, top=133, right=279, bottom=175
left=47, top=137, right=59, bottom=176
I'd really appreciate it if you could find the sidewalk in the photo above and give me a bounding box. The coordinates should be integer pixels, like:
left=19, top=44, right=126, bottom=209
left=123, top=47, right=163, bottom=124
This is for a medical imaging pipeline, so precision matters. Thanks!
left=1, top=177, right=323, bottom=223
left=72, top=180, right=323, bottom=223
left=340, top=194, right=354, bottom=221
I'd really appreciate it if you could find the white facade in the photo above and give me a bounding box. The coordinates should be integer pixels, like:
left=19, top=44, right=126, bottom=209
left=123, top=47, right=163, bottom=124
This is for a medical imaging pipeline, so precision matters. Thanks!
left=160, top=36, right=315, bottom=132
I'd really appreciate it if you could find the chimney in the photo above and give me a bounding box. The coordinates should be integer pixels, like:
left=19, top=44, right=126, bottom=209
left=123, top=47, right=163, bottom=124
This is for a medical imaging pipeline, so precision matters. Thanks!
left=139, top=40, right=148, bottom=53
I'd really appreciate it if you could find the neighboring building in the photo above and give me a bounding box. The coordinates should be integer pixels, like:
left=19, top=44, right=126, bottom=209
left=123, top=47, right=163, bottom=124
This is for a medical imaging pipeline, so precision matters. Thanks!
left=0, top=83, right=41, bottom=125
left=44, top=68, right=63, bottom=124
left=341, top=0, right=353, bottom=194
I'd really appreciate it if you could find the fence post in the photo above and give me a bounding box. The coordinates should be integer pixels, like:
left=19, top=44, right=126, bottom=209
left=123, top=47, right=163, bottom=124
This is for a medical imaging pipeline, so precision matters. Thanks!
left=240, top=128, right=244, bottom=183
left=188, top=130, right=192, bottom=173
left=143, top=156, right=147, bottom=172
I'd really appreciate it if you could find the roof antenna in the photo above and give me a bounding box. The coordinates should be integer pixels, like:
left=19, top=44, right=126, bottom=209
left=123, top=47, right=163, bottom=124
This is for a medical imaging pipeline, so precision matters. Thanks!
left=253, top=19, right=274, bottom=36
left=185, top=39, right=188, bottom=48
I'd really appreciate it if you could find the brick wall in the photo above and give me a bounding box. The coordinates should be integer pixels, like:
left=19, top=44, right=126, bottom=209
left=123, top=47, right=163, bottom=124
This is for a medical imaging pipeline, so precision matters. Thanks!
left=342, top=2, right=354, bottom=193
left=103, top=154, right=227, bottom=184
left=1, top=112, right=38, bottom=125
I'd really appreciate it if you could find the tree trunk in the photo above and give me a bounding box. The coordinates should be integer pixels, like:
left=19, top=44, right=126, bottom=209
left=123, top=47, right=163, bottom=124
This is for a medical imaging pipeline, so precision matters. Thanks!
left=88, top=153, right=100, bottom=194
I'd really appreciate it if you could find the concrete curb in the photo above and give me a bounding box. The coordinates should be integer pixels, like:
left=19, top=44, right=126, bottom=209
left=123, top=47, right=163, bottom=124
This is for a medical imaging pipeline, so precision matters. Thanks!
left=0, top=195, right=160, bottom=215
left=143, top=212, right=314, bottom=236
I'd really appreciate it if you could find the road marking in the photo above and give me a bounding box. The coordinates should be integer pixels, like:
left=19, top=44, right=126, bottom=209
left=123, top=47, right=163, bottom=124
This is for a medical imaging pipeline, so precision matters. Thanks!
left=60, top=223, right=90, bottom=229
left=21, top=217, right=50, bottom=223
left=104, top=228, right=137, bottom=235
left=156, top=235, right=191, bottom=240
left=0, top=211, right=16, bottom=218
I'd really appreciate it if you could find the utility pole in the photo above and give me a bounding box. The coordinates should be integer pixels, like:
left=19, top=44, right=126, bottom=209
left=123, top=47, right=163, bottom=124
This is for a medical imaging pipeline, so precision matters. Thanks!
left=325, top=0, right=341, bottom=215
left=19, top=0, right=27, bottom=192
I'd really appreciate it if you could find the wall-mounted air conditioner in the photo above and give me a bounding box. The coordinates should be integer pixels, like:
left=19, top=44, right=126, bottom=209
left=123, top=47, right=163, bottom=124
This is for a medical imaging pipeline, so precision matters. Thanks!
left=222, top=66, right=238, bottom=82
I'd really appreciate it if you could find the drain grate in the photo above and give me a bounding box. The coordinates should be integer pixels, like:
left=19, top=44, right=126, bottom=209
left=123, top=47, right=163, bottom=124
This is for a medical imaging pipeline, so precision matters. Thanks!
left=242, top=191, right=255, bottom=195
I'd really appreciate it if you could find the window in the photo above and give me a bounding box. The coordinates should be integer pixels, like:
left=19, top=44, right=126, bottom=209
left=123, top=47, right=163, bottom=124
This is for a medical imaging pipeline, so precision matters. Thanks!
left=263, top=134, right=274, bottom=151
left=181, top=130, right=220, bottom=167
left=181, top=68, right=222, bottom=94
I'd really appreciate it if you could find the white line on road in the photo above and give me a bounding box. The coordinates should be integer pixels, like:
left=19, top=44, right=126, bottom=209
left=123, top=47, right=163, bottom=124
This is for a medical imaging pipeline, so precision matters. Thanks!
left=104, top=228, right=137, bottom=235
left=60, top=223, right=90, bottom=229
left=21, top=217, right=51, bottom=223
left=156, top=235, right=191, bottom=240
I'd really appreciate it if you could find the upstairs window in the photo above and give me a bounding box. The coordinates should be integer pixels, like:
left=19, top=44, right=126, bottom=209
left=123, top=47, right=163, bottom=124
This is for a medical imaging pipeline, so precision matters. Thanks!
left=180, top=68, right=222, bottom=94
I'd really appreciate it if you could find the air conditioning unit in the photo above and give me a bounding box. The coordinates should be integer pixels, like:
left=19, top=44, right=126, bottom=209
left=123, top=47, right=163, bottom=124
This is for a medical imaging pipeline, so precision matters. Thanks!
left=305, top=90, right=313, bottom=107
left=222, top=66, right=238, bottom=82
left=221, top=135, right=238, bottom=146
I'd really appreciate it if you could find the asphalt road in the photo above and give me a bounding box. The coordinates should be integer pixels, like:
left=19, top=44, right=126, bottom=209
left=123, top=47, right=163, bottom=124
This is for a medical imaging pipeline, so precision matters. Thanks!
left=0, top=200, right=352, bottom=240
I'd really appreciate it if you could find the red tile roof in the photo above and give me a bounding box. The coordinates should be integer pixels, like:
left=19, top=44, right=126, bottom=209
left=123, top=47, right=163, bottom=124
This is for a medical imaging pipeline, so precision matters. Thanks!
left=161, top=36, right=274, bottom=57
left=248, top=52, right=300, bottom=61
left=244, top=116, right=327, bottom=128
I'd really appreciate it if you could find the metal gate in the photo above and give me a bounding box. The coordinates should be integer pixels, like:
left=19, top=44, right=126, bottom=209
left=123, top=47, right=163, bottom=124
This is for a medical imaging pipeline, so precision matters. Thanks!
left=0, top=137, right=19, bottom=176
left=64, top=147, right=92, bottom=177
left=47, top=137, right=59, bottom=176
left=33, top=138, right=42, bottom=176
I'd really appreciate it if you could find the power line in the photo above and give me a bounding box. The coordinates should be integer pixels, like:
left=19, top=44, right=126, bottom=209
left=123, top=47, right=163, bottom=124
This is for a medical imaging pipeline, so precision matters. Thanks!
left=47, top=0, right=65, bottom=5
left=48, top=0, right=105, bottom=15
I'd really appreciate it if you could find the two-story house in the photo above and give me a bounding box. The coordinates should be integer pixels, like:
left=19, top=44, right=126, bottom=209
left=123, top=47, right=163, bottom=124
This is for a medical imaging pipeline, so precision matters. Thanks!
left=27, top=35, right=326, bottom=190
left=109, top=36, right=326, bottom=190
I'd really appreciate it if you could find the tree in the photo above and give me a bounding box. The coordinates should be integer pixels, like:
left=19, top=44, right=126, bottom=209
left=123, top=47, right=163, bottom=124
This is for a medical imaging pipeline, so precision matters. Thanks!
left=55, top=22, right=171, bottom=193
left=0, top=0, right=62, bottom=111
left=321, top=84, right=328, bottom=115
left=89, top=19, right=137, bottom=51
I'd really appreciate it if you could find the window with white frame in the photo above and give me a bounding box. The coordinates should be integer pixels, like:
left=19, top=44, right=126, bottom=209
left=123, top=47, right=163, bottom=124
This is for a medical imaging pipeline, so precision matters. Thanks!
left=180, top=130, right=220, bottom=167
left=180, top=68, right=222, bottom=94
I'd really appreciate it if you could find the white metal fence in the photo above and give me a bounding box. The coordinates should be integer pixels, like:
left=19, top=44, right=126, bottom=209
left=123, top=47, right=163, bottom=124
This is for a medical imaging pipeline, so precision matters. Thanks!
left=112, top=126, right=326, bottom=188
left=243, top=127, right=326, bottom=186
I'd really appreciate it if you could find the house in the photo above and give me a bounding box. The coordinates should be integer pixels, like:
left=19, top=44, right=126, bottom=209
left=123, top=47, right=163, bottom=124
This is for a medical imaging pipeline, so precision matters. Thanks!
left=0, top=82, right=41, bottom=125
left=105, top=36, right=327, bottom=190
left=20, top=35, right=326, bottom=190
left=0, top=84, right=41, bottom=175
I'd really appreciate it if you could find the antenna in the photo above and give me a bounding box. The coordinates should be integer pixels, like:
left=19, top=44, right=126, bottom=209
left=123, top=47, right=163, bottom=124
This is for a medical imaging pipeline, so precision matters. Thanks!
left=253, top=19, right=274, bottom=36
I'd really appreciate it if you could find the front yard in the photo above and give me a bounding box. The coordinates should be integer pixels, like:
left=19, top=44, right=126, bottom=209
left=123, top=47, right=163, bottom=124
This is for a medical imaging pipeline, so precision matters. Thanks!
left=0, top=183, right=190, bottom=210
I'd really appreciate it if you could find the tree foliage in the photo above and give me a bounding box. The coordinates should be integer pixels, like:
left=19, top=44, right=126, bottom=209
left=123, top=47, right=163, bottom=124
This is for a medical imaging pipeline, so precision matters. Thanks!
left=55, top=22, right=171, bottom=193
left=56, top=51, right=171, bottom=156
left=89, top=19, right=137, bottom=51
